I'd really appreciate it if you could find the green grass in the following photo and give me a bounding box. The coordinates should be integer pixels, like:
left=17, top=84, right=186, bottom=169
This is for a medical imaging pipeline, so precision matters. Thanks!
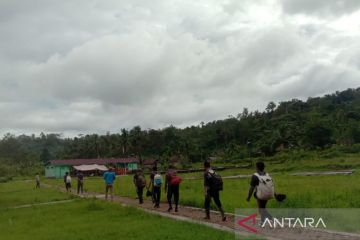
left=0, top=182, right=238, bottom=240
left=0, top=201, right=237, bottom=240
left=0, top=181, right=74, bottom=208
left=44, top=170, right=360, bottom=212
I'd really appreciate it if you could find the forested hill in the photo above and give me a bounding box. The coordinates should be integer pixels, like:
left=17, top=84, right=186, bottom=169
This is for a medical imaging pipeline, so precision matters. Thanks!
left=1, top=87, right=360, bottom=174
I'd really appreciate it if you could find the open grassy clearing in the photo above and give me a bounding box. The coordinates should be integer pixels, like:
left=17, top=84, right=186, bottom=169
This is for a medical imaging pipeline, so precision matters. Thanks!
left=0, top=181, right=240, bottom=240
left=45, top=170, right=360, bottom=212
left=0, top=181, right=74, bottom=208
left=0, top=200, right=237, bottom=240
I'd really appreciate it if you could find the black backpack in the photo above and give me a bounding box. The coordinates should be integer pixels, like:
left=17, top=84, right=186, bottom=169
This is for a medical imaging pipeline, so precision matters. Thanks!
left=136, top=174, right=146, bottom=187
left=208, top=171, right=223, bottom=191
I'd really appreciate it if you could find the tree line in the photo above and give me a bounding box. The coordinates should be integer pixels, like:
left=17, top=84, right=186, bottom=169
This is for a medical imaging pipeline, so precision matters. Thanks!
left=1, top=87, right=360, bottom=175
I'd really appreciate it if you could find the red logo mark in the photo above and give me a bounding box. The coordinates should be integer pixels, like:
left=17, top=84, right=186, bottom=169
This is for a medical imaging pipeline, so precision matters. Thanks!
left=237, top=213, right=257, bottom=233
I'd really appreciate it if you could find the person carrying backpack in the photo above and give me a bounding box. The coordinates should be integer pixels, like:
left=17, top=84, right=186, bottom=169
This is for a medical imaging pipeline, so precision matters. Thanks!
left=204, top=161, right=226, bottom=221
left=133, top=169, right=146, bottom=204
left=165, top=166, right=182, bottom=212
left=153, top=170, right=162, bottom=208
left=246, top=161, right=274, bottom=224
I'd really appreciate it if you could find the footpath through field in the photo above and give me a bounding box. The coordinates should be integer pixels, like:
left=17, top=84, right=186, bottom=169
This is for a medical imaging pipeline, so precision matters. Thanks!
left=45, top=183, right=360, bottom=240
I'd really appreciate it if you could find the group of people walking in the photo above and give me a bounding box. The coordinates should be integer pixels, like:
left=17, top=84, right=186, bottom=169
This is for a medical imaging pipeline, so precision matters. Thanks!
left=54, top=161, right=275, bottom=223
left=62, top=171, right=84, bottom=194
left=131, top=161, right=274, bottom=222
left=133, top=165, right=182, bottom=212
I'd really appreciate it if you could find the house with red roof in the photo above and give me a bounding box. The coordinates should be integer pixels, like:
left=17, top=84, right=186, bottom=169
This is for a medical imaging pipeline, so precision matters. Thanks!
left=45, top=158, right=139, bottom=178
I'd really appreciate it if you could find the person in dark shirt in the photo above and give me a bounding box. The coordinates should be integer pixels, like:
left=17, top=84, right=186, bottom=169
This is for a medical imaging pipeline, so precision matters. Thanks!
left=204, top=161, right=226, bottom=221
left=76, top=171, right=84, bottom=194
left=165, top=166, right=180, bottom=212
left=133, top=169, right=146, bottom=204
left=246, top=161, right=273, bottom=223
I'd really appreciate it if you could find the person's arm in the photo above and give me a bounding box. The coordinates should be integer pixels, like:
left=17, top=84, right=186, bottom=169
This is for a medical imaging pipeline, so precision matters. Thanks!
left=133, top=175, right=137, bottom=186
left=204, top=172, right=209, bottom=197
left=164, top=173, right=168, bottom=193
left=147, top=177, right=153, bottom=190
left=247, top=186, right=255, bottom=201
left=247, top=175, right=258, bottom=201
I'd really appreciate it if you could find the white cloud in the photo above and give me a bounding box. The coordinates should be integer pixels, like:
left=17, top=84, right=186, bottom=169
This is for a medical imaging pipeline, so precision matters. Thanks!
left=0, top=0, right=360, bottom=136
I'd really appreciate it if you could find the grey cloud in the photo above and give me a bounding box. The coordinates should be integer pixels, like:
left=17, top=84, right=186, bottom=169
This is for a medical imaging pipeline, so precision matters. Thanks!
left=281, top=0, right=360, bottom=17
left=0, top=0, right=360, bottom=135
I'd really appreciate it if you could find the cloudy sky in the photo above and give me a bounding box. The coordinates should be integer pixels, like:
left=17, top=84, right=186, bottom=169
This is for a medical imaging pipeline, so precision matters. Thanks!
left=1, top=0, right=360, bottom=136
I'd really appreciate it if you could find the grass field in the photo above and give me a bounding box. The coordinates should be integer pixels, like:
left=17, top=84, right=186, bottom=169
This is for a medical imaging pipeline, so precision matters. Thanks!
left=0, top=181, right=74, bottom=208
left=44, top=168, right=360, bottom=212
left=0, top=181, right=238, bottom=240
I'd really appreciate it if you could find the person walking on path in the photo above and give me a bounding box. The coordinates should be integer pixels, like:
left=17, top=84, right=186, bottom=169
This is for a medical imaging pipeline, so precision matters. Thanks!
left=165, top=166, right=182, bottom=212
left=133, top=169, right=146, bottom=204
left=76, top=171, right=84, bottom=194
left=204, top=161, right=226, bottom=221
left=153, top=170, right=162, bottom=208
left=147, top=167, right=157, bottom=204
left=103, top=167, right=116, bottom=201
left=35, top=173, right=40, bottom=189
left=246, top=161, right=274, bottom=224
left=64, top=172, right=72, bottom=193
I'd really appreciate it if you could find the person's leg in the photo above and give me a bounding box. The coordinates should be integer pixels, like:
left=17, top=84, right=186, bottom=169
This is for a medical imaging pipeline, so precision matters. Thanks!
left=257, top=199, right=271, bottom=223
left=167, top=186, right=173, bottom=211
left=259, top=200, right=272, bottom=222
left=204, top=191, right=211, bottom=219
left=137, top=187, right=143, bottom=204
left=153, top=187, right=157, bottom=206
left=139, top=187, right=144, bottom=204
left=157, top=188, right=161, bottom=207
left=212, top=191, right=226, bottom=221
left=77, top=182, right=80, bottom=194
left=174, top=185, right=179, bottom=212
left=105, top=184, right=109, bottom=200
left=151, top=187, right=156, bottom=205
left=154, top=187, right=160, bottom=207
left=110, top=185, right=113, bottom=201
left=81, top=182, right=83, bottom=194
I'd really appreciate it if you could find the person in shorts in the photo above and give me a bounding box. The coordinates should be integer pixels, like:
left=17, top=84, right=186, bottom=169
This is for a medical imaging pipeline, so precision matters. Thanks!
left=103, top=167, right=116, bottom=201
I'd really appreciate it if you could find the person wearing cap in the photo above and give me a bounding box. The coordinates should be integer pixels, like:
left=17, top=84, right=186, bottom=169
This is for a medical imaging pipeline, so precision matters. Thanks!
left=103, top=167, right=116, bottom=201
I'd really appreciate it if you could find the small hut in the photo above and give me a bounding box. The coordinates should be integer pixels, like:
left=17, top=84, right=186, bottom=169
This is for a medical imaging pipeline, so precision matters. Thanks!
left=45, top=158, right=139, bottom=178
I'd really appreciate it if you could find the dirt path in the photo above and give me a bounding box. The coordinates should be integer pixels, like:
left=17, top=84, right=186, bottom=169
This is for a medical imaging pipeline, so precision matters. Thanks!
left=289, top=170, right=355, bottom=176
left=45, top=184, right=360, bottom=240
left=8, top=199, right=75, bottom=209
left=185, top=170, right=355, bottom=180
